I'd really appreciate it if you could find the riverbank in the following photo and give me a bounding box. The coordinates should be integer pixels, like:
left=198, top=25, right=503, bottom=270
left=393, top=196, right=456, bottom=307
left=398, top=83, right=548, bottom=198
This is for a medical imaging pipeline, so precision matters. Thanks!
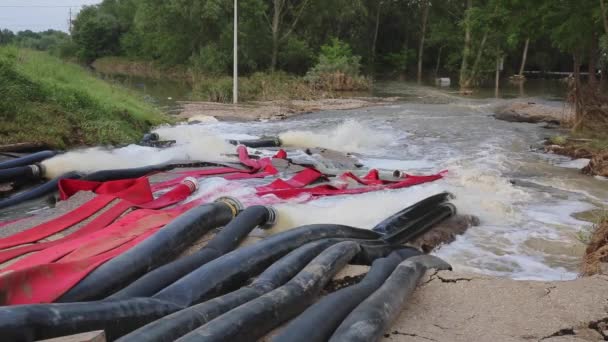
left=93, top=57, right=371, bottom=104
left=0, top=48, right=168, bottom=149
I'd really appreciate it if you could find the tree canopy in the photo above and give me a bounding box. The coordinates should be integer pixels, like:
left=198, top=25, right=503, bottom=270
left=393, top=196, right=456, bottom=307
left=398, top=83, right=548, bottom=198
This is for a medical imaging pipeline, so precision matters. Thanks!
left=2, top=0, right=607, bottom=89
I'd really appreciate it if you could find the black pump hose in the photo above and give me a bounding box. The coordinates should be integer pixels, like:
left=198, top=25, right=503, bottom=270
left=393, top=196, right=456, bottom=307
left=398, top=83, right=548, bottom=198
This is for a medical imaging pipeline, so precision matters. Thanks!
left=0, top=172, right=81, bottom=211
left=0, top=151, right=56, bottom=170
left=176, top=241, right=361, bottom=342
left=372, top=192, right=453, bottom=234
left=109, top=205, right=278, bottom=299
left=58, top=198, right=242, bottom=302
left=329, top=255, right=452, bottom=342
left=272, top=250, right=420, bottom=342
left=228, top=137, right=282, bottom=148
left=0, top=163, right=174, bottom=211
left=117, top=240, right=339, bottom=342
left=0, top=164, right=44, bottom=183
left=382, top=203, right=457, bottom=245
left=0, top=228, right=382, bottom=341
left=83, top=164, right=174, bottom=182
left=152, top=224, right=381, bottom=307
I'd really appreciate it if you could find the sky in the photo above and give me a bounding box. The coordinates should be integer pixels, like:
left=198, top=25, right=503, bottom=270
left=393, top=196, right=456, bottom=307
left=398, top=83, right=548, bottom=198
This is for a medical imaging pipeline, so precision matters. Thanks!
left=0, top=0, right=102, bottom=32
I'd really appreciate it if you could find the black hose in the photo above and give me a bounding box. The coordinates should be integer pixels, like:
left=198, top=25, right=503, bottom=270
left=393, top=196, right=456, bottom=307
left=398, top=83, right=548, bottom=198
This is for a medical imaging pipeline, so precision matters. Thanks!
left=176, top=241, right=361, bottom=342
left=141, top=133, right=160, bottom=143
left=109, top=205, right=277, bottom=299
left=372, top=192, right=453, bottom=235
left=83, top=164, right=174, bottom=182
left=382, top=203, right=456, bottom=245
left=0, top=298, right=182, bottom=342
left=153, top=224, right=381, bottom=307
left=117, top=240, right=338, bottom=342
left=57, top=199, right=242, bottom=302
left=351, top=243, right=421, bottom=265
left=0, top=221, right=412, bottom=340
left=0, top=172, right=81, bottom=211
left=329, top=255, right=452, bottom=342
left=0, top=164, right=43, bottom=183
left=273, top=250, right=415, bottom=342
left=0, top=151, right=56, bottom=170
left=228, top=137, right=282, bottom=148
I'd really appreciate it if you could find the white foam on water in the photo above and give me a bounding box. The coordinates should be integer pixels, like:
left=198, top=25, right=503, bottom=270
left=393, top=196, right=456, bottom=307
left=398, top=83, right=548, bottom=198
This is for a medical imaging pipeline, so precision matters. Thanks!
left=42, top=126, right=235, bottom=178
left=267, top=183, right=447, bottom=234
left=278, top=120, right=393, bottom=153
left=557, top=158, right=590, bottom=169
left=186, top=115, right=219, bottom=123
left=360, top=158, right=434, bottom=171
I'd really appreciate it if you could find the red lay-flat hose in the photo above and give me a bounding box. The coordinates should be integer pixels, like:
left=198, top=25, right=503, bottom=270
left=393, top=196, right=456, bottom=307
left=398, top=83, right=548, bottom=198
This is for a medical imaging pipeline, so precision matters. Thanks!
left=0, top=227, right=162, bottom=305
left=0, top=180, right=196, bottom=264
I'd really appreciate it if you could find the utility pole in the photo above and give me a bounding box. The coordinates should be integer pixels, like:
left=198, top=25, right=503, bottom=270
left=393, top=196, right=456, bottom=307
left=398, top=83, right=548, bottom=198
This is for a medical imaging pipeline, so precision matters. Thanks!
left=233, top=0, right=238, bottom=104
left=68, top=8, right=73, bottom=34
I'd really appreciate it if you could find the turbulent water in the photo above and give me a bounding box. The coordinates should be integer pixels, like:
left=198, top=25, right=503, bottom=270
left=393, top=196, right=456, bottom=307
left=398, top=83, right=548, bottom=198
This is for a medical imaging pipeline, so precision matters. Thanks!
left=176, top=90, right=606, bottom=281
left=30, top=82, right=608, bottom=280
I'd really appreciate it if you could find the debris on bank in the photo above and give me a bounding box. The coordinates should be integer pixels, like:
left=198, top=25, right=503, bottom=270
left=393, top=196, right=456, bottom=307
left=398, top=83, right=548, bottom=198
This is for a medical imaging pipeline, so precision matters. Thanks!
left=493, top=101, right=572, bottom=125
left=582, top=217, right=608, bottom=276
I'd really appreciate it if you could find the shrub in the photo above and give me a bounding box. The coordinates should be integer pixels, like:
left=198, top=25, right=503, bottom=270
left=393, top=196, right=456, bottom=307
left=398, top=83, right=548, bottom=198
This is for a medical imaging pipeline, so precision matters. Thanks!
left=305, top=38, right=369, bottom=91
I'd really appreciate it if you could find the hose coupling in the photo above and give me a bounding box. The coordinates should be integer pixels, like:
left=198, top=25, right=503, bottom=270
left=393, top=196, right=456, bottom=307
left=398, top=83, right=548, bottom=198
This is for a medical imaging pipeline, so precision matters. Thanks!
left=215, top=197, right=244, bottom=217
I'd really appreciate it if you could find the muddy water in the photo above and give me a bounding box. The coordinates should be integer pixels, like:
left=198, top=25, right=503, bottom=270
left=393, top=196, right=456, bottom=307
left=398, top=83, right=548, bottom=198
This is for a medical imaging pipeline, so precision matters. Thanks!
left=189, top=85, right=607, bottom=281
left=5, top=80, right=606, bottom=281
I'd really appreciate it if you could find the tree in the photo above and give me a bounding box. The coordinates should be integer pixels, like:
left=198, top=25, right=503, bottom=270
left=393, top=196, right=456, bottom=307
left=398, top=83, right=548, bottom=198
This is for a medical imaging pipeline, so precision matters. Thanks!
left=0, top=29, right=15, bottom=46
left=267, top=0, right=312, bottom=71
left=417, top=0, right=430, bottom=84
left=72, top=5, right=123, bottom=62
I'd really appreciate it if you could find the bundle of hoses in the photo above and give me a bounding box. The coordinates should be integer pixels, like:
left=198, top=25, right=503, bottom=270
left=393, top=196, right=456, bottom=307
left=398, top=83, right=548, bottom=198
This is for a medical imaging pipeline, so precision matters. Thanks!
left=0, top=192, right=456, bottom=341
left=0, top=164, right=175, bottom=211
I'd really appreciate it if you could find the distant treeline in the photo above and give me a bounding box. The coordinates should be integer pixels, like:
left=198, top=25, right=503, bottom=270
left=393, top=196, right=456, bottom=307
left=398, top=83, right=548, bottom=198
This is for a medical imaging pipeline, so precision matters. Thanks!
left=2, top=0, right=608, bottom=90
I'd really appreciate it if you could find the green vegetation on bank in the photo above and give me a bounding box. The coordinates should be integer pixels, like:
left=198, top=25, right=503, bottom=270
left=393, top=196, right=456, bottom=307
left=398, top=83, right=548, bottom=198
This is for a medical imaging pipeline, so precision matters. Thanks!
left=0, top=47, right=167, bottom=149
left=93, top=38, right=371, bottom=103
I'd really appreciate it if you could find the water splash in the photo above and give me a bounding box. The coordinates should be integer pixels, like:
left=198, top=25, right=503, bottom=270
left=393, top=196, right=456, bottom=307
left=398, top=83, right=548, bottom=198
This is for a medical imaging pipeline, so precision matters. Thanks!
left=279, top=120, right=393, bottom=153
left=42, top=126, right=234, bottom=178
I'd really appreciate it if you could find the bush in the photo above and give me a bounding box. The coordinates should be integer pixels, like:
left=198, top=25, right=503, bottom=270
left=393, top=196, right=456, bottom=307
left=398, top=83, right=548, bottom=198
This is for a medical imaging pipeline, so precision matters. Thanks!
left=190, top=44, right=229, bottom=76
left=305, top=38, right=369, bottom=91
left=191, top=72, right=318, bottom=103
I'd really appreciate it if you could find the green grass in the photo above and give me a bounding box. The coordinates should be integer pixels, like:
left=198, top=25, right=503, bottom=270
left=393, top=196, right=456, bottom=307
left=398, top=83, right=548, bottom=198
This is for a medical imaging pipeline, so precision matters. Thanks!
left=0, top=47, right=168, bottom=149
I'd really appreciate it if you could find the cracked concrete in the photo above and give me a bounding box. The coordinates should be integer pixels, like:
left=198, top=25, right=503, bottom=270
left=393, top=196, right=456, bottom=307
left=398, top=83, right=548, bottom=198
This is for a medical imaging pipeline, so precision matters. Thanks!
left=383, top=271, right=608, bottom=342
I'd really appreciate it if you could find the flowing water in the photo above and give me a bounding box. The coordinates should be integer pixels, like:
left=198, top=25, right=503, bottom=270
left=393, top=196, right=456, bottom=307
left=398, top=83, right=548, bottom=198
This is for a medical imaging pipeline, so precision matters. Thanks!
left=7, top=79, right=608, bottom=281
left=161, top=81, right=604, bottom=281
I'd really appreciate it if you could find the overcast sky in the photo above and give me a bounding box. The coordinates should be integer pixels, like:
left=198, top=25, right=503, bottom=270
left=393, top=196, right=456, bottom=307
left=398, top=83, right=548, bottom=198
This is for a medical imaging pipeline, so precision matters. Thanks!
left=0, top=0, right=102, bottom=32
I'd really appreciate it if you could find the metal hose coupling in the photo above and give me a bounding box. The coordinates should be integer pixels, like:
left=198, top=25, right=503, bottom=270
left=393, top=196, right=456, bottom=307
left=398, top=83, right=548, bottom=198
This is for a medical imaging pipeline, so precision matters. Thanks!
left=442, top=202, right=458, bottom=215
left=393, top=170, right=405, bottom=178
left=261, top=206, right=278, bottom=229
left=215, top=197, right=244, bottom=217
left=181, top=177, right=199, bottom=194
left=142, top=132, right=160, bottom=142
left=28, top=164, right=44, bottom=179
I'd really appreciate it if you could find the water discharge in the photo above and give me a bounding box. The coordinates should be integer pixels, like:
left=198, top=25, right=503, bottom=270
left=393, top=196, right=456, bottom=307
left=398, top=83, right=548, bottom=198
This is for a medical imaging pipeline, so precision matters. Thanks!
left=279, top=120, right=393, bottom=153
left=192, top=90, right=607, bottom=281
left=42, top=126, right=234, bottom=178
left=33, top=84, right=608, bottom=281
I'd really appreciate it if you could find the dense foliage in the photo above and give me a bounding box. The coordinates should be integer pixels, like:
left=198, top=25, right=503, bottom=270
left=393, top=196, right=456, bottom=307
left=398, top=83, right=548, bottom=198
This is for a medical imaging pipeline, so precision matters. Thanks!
left=2, top=0, right=608, bottom=90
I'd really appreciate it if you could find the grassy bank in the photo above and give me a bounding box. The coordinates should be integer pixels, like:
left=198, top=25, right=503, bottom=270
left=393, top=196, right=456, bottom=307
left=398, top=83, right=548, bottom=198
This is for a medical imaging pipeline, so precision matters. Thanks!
left=92, top=57, right=370, bottom=103
left=0, top=47, right=168, bottom=149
